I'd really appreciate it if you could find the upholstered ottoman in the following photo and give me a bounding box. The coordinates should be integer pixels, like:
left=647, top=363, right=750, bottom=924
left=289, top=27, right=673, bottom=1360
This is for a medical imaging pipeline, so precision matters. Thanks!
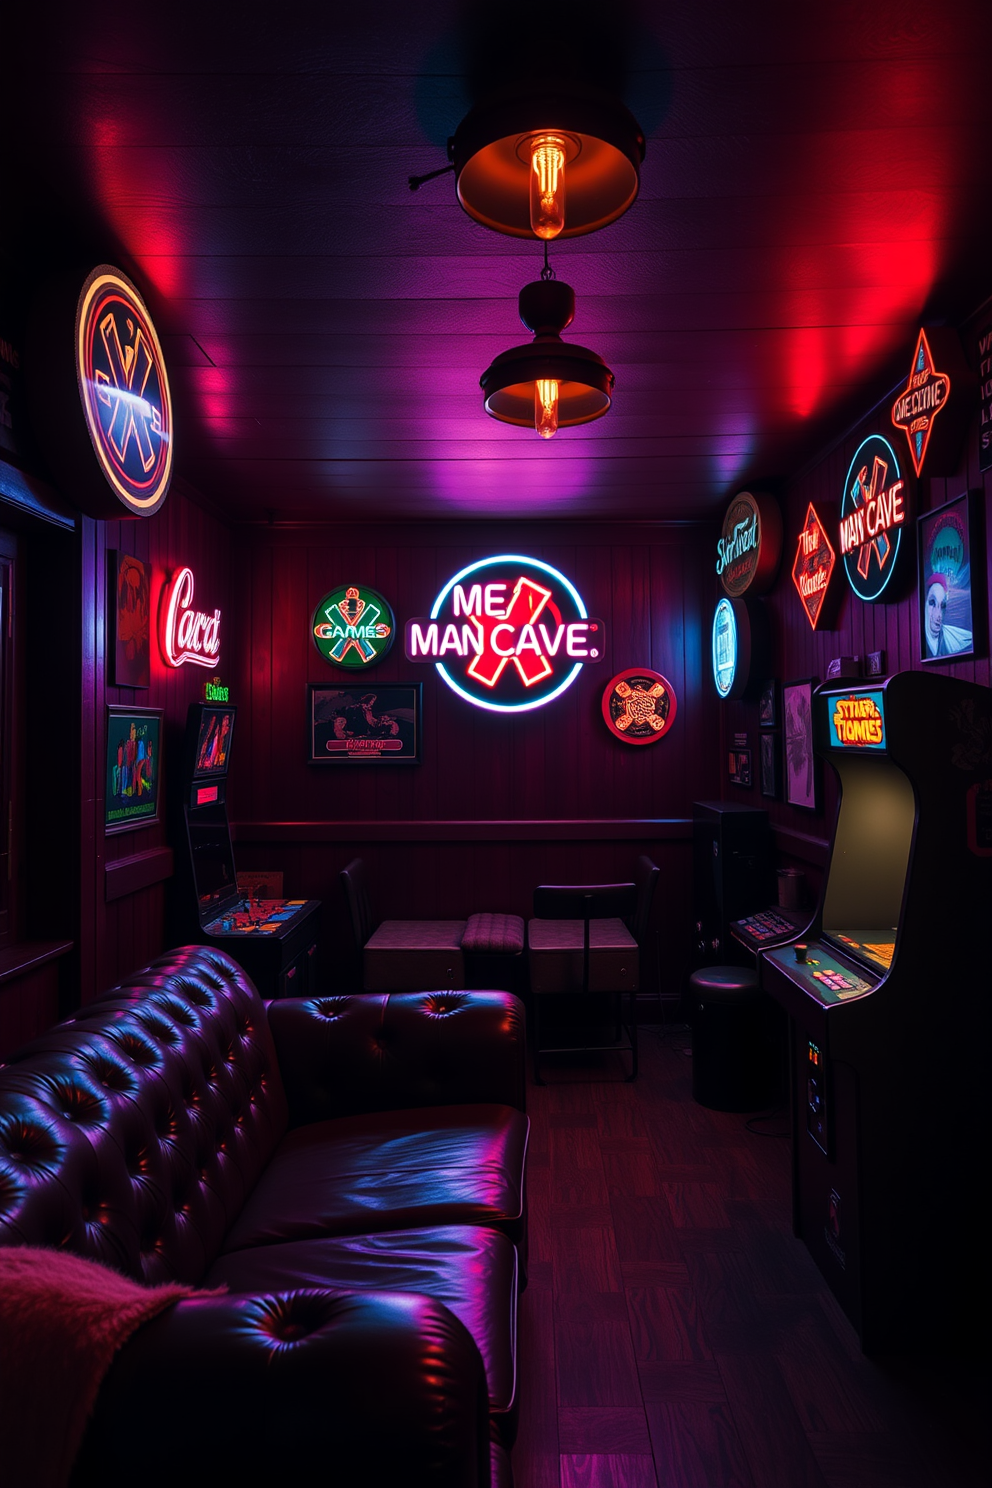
left=462, top=912, right=526, bottom=992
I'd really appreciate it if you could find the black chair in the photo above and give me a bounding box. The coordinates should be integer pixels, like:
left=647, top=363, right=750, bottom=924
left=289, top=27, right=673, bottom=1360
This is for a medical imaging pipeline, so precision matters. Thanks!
left=339, top=857, right=467, bottom=991
left=528, top=880, right=640, bottom=1083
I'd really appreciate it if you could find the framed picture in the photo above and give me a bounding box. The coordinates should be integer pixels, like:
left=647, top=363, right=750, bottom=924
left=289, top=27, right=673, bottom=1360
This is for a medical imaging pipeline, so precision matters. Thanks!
left=783, top=678, right=820, bottom=812
left=918, top=492, right=983, bottom=663
left=105, top=706, right=162, bottom=833
left=109, top=551, right=150, bottom=687
left=758, top=679, right=778, bottom=728
left=308, top=683, right=421, bottom=764
left=760, top=731, right=780, bottom=798
left=728, top=747, right=751, bottom=787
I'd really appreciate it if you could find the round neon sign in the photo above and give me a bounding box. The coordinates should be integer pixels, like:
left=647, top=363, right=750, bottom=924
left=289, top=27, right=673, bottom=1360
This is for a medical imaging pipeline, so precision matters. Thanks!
left=712, top=597, right=739, bottom=699
left=405, top=554, right=605, bottom=713
left=839, top=435, right=908, bottom=603
left=76, top=266, right=173, bottom=517
left=312, top=583, right=395, bottom=668
left=601, top=669, right=677, bottom=744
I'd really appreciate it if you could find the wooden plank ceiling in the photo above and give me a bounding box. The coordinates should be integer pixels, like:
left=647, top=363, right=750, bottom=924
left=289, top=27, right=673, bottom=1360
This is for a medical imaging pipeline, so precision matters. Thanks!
left=7, top=1, right=992, bottom=522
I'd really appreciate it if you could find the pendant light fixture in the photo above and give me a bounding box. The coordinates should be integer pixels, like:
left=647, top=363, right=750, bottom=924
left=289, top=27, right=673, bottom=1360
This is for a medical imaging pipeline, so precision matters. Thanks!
left=480, top=252, right=614, bottom=438
left=448, top=82, right=645, bottom=239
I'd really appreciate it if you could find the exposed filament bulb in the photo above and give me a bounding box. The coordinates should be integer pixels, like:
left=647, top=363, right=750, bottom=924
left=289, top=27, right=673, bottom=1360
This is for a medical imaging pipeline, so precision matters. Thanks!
left=529, top=135, right=566, bottom=240
left=535, top=378, right=559, bottom=439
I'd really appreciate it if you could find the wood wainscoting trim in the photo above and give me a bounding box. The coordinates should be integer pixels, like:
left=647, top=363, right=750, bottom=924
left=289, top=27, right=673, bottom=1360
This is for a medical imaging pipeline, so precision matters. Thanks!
left=105, top=847, right=174, bottom=902
left=230, top=818, right=693, bottom=844
left=0, top=940, right=74, bottom=987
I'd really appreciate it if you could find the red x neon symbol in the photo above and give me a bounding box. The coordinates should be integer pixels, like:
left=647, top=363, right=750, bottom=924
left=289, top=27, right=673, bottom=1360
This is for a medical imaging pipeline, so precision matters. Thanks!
left=467, top=577, right=556, bottom=689
left=850, top=456, right=892, bottom=582
left=94, top=311, right=158, bottom=473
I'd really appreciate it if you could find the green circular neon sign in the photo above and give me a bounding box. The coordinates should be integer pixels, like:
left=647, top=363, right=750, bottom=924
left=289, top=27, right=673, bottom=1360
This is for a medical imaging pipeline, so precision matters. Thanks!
left=312, top=584, right=395, bottom=669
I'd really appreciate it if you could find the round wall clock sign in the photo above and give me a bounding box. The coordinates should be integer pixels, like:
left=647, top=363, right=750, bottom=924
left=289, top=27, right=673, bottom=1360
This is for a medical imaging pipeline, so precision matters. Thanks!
left=76, top=266, right=174, bottom=517
left=601, top=669, right=678, bottom=744
left=312, top=583, right=395, bottom=667
left=716, top=490, right=782, bottom=598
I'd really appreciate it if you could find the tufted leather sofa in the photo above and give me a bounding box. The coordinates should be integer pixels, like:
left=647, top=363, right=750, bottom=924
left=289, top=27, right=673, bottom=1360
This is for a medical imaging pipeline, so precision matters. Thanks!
left=0, top=945, right=529, bottom=1488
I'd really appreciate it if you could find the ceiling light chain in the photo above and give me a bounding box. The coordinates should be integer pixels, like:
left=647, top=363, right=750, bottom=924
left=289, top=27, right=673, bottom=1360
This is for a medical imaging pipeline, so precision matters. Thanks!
left=541, top=241, right=556, bottom=282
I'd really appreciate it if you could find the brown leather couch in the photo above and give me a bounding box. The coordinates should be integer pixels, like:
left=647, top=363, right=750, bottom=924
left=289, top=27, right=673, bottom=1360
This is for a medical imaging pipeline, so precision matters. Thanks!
left=0, top=945, right=529, bottom=1488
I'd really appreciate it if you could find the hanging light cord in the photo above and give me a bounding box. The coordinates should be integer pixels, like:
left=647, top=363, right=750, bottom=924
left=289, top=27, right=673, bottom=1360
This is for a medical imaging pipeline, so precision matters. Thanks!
left=408, top=164, right=455, bottom=191
left=541, top=241, right=556, bottom=281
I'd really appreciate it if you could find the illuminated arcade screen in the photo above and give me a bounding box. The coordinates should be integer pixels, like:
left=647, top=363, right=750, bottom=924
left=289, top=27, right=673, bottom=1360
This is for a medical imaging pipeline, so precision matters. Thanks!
left=824, top=688, right=886, bottom=751
left=187, top=806, right=239, bottom=914
left=824, top=931, right=896, bottom=973
left=190, top=703, right=237, bottom=780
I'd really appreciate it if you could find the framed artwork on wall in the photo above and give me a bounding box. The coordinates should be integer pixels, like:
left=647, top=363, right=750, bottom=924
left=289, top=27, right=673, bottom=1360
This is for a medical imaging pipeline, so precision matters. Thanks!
left=728, top=747, right=752, bottom=787
left=918, top=492, right=984, bottom=663
left=783, top=678, right=820, bottom=812
left=758, top=679, right=778, bottom=728
left=307, top=683, right=422, bottom=764
left=760, top=731, right=780, bottom=798
left=109, top=551, right=150, bottom=687
left=105, top=706, right=162, bottom=833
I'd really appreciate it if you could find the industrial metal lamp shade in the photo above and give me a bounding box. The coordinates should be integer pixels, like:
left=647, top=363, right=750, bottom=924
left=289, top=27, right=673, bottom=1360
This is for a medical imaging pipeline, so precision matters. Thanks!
left=448, top=83, right=645, bottom=239
left=480, top=279, right=614, bottom=434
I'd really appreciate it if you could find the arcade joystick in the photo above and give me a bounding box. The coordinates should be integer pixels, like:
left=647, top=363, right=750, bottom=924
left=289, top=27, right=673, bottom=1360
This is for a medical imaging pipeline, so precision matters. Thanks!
left=795, top=943, right=808, bottom=963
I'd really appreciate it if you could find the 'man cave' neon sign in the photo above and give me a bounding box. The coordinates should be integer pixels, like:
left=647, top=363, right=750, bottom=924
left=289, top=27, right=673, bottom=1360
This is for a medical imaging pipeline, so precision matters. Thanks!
left=161, top=566, right=222, bottom=669
left=405, top=554, right=605, bottom=712
left=839, top=435, right=908, bottom=603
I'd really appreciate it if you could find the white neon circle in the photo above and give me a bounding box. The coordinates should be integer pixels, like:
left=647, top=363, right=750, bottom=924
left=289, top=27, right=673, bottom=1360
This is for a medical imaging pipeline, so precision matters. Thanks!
left=430, top=553, right=588, bottom=715
left=712, top=597, right=738, bottom=699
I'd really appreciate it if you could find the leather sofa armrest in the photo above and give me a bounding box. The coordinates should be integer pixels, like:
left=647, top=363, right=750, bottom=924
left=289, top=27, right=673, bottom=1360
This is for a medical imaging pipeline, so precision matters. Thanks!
left=268, top=991, right=527, bottom=1125
left=71, top=1289, right=490, bottom=1488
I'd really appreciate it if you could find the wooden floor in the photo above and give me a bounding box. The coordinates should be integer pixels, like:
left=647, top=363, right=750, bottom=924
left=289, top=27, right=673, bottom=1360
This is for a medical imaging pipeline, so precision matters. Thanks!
left=512, top=1023, right=988, bottom=1488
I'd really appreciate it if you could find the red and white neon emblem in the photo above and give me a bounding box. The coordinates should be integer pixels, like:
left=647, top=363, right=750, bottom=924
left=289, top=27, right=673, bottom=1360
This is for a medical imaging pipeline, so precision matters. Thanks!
left=890, top=328, right=951, bottom=477
left=161, top=567, right=222, bottom=669
left=405, top=554, right=605, bottom=712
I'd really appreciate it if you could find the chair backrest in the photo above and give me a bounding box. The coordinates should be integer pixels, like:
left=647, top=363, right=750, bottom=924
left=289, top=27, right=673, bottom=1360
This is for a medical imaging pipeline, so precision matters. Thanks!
left=631, top=856, right=660, bottom=945
left=533, top=882, right=638, bottom=922
left=340, top=857, right=376, bottom=949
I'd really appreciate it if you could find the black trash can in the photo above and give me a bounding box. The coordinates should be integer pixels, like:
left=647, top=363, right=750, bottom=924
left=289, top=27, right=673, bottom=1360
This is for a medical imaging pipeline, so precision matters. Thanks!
left=690, top=965, right=781, bottom=1111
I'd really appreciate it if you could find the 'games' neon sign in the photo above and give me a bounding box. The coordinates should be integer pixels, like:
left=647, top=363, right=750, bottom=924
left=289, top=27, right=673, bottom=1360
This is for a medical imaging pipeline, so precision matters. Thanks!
left=839, top=435, right=907, bottom=603
left=76, top=266, right=173, bottom=517
left=312, top=583, right=395, bottom=668
left=827, top=690, right=886, bottom=750
left=405, top=554, right=605, bottom=712
left=161, top=567, right=222, bottom=669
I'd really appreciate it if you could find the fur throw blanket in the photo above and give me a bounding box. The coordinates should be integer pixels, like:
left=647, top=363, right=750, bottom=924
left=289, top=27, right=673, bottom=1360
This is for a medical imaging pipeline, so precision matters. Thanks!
left=0, top=1247, right=211, bottom=1488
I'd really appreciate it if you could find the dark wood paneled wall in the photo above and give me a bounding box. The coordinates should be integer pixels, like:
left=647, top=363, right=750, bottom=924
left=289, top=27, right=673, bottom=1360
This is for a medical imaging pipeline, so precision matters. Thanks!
left=720, top=389, right=992, bottom=898
left=80, top=480, right=231, bottom=1002
left=228, top=521, right=721, bottom=993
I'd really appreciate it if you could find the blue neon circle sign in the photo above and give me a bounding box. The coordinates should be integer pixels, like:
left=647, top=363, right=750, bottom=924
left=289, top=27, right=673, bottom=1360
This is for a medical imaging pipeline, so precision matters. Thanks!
left=839, top=435, right=908, bottom=603
left=712, top=597, right=739, bottom=698
left=404, top=554, right=606, bottom=713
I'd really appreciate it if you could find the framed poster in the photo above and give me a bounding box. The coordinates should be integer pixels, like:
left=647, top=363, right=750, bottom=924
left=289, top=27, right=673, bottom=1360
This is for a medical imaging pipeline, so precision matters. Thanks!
left=109, top=551, right=150, bottom=687
left=918, top=492, right=982, bottom=663
left=784, top=678, right=820, bottom=812
left=105, top=706, right=162, bottom=833
left=760, top=731, right=780, bottom=798
left=758, top=680, right=778, bottom=728
left=728, top=747, right=751, bottom=787
left=308, top=683, right=421, bottom=764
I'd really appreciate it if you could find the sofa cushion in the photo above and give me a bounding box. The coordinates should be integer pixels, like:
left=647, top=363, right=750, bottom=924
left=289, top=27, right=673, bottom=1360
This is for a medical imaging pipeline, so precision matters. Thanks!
left=364, top=921, right=467, bottom=991
left=206, top=1224, right=518, bottom=1428
left=461, top=914, right=525, bottom=957
left=222, top=1103, right=528, bottom=1252
left=528, top=916, right=639, bottom=993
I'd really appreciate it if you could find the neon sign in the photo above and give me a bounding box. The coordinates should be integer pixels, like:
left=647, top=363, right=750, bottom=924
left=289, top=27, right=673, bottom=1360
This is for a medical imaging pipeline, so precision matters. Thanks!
left=712, top=598, right=739, bottom=699
left=792, top=504, right=836, bottom=630
left=161, top=567, right=222, bottom=669
left=890, top=328, right=950, bottom=478
left=405, top=554, right=605, bottom=713
left=839, top=435, right=907, bottom=602
left=312, top=583, right=395, bottom=668
left=203, top=677, right=229, bottom=703
left=601, top=669, right=677, bottom=744
left=827, top=691, right=886, bottom=750
left=716, top=491, right=782, bottom=597
left=76, top=266, right=173, bottom=517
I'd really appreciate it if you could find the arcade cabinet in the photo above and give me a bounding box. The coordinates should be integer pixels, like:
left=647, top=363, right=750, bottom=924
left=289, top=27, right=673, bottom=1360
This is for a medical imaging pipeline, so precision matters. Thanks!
left=180, top=701, right=321, bottom=998
left=692, top=801, right=770, bottom=962
left=759, top=671, right=991, bottom=1352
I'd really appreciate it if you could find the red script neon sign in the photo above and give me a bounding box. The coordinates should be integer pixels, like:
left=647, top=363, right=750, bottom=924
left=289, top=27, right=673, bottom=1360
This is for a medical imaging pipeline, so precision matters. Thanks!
left=161, top=567, right=222, bottom=669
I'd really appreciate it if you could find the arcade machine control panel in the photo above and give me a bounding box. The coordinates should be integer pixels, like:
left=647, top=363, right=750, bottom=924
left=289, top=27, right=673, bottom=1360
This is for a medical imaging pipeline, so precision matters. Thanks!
left=204, top=897, right=311, bottom=937
left=731, top=907, right=809, bottom=954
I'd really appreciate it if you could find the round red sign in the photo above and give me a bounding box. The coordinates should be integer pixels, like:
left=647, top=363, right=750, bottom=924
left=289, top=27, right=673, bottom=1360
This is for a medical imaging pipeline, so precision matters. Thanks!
left=601, top=668, right=678, bottom=744
left=716, top=490, right=782, bottom=597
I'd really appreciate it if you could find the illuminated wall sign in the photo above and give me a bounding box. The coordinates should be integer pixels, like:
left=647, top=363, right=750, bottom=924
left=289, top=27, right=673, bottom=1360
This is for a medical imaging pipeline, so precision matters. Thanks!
left=76, top=266, right=173, bottom=517
left=712, top=598, right=739, bottom=698
left=312, top=583, right=395, bottom=668
left=826, top=690, right=886, bottom=750
left=405, top=554, right=605, bottom=713
left=839, top=435, right=908, bottom=603
left=792, top=503, right=837, bottom=630
left=890, top=328, right=951, bottom=477
left=203, top=677, right=229, bottom=702
left=716, top=490, right=782, bottom=597
left=161, top=567, right=221, bottom=669
left=711, top=595, right=767, bottom=701
left=601, top=669, right=677, bottom=744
